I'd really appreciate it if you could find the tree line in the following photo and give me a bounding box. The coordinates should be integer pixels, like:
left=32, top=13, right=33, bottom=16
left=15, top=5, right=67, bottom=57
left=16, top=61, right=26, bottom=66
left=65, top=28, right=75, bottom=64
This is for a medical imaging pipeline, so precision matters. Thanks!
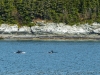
left=0, top=0, right=100, bottom=26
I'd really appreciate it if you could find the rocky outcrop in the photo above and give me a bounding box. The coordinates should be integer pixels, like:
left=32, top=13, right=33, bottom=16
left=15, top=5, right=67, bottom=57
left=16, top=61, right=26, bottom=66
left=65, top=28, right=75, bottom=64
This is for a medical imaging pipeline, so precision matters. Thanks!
left=0, top=24, right=18, bottom=34
left=93, top=28, right=100, bottom=34
left=18, top=26, right=31, bottom=34
left=31, top=22, right=100, bottom=35
left=0, top=22, right=100, bottom=35
left=31, top=23, right=87, bottom=34
left=0, top=24, right=31, bottom=34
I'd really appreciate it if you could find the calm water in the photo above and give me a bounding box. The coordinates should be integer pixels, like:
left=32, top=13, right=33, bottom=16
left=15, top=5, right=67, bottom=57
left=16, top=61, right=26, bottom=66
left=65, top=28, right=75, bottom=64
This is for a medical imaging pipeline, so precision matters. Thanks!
left=0, top=40, right=100, bottom=75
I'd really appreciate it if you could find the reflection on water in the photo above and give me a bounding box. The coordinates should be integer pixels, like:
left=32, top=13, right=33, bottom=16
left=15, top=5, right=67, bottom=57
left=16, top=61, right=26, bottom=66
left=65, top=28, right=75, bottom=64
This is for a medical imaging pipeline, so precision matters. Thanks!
left=0, top=41, right=100, bottom=75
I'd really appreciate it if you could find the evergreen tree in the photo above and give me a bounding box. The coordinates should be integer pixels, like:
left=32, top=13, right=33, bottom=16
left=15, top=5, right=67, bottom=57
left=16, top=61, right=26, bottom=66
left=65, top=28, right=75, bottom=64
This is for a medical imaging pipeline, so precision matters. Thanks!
left=0, top=0, right=100, bottom=25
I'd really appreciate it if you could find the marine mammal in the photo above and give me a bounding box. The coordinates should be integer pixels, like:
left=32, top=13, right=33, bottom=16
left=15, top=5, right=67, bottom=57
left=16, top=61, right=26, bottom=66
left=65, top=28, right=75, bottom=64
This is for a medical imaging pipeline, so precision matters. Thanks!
left=15, top=50, right=26, bottom=54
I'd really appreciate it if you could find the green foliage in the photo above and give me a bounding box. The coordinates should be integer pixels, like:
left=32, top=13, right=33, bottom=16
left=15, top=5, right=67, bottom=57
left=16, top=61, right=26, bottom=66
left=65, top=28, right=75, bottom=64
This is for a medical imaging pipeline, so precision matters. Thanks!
left=0, top=0, right=100, bottom=25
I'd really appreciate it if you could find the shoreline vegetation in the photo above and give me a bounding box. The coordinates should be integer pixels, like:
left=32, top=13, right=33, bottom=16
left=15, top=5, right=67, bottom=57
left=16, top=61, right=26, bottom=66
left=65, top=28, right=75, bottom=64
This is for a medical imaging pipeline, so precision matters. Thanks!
left=0, top=0, right=100, bottom=25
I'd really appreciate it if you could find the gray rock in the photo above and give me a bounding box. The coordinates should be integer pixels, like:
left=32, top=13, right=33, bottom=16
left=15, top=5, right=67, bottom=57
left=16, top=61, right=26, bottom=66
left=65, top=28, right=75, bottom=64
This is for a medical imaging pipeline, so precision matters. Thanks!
left=18, top=26, right=31, bottom=34
left=93, top=28, right=100, bottom=34
left=1, top=22, right=100, bottom=35
left=31, top=23, right=92, bottom=35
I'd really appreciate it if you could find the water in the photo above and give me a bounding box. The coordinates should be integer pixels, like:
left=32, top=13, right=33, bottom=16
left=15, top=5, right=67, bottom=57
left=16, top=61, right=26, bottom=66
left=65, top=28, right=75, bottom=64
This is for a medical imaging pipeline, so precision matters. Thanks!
left=0, top=40, right=100, bottom=75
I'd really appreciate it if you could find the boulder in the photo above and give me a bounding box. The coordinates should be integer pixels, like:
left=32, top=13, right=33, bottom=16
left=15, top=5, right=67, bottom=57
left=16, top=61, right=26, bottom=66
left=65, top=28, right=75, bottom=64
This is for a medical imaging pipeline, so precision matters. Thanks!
left=0, top=24, right=7, bottom=33
left=18, top=26, right=31, bottom=34
left=0, top=24, right=18, bottom=34
left=10, top=24, right=18, bottom=32
left=93, top=28, right=100, bottom=34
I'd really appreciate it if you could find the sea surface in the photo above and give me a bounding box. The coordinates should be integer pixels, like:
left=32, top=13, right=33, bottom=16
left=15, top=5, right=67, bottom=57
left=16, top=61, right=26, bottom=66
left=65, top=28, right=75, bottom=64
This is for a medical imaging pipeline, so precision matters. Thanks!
left=0, top=40, right=100, bottom=75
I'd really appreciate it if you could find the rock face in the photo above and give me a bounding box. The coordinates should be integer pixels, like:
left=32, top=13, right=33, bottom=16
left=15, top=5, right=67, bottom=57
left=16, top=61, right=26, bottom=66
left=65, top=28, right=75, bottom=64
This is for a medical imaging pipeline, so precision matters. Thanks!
left=18, top=26, right=31, bottom=34
left=0, top=22, right=100, bottom=35
left=31, top=22, right=100, bottom=35
left=0, top=24, right=18, bottom=34
left=31, top=23, right=88, bottom=34
left=0, top=24, right=31, bottom=34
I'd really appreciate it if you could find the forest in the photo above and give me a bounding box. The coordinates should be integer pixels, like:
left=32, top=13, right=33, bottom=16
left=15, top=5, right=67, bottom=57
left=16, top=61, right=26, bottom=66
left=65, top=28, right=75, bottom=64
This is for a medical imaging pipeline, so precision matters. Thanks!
left=0, top=0, right=100, bottom=26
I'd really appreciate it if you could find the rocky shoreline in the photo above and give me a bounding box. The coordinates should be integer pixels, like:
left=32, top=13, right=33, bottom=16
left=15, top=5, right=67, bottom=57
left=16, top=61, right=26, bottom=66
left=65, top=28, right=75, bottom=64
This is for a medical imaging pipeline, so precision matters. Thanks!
left=0, top=22, right=100, bottom=41
left=0, top=34, right=100, bottom=41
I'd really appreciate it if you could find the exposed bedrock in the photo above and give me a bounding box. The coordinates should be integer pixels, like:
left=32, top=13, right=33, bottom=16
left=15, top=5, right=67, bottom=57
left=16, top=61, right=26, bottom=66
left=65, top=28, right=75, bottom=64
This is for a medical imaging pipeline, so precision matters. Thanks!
left=0, top=22, right=100, bottom=35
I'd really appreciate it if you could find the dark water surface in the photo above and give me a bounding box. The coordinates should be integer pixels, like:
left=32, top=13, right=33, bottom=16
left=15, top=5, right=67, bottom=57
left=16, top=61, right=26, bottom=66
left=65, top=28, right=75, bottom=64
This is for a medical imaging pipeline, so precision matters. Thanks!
left=0, top=40, right=100, bottom=75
